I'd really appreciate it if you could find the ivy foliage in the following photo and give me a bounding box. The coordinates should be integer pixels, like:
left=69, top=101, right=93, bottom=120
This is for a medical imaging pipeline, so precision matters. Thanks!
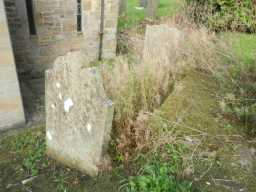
left=186, top=0, right=256, bottom=32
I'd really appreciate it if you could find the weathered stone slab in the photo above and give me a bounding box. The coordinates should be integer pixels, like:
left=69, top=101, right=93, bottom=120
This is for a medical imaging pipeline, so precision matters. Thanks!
left=0, top=0, right=25, bottom=131
left=143, top=25, right=181, bottom=64
left=143, top=24, right=182, bottom=73
left=46, top=52, right=114, bottom=177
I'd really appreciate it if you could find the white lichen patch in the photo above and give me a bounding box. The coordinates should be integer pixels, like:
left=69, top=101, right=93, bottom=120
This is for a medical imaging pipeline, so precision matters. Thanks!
left=105, top=99, right=113, bottom=107
left=87, top=123, right=92, bottom=133
left=47, top=131, right=53, bottom=141
left=51, top=104, right=55, bottom=109
left=58, top=93, right=63, bottom=100
left=56, top=82, right=61, bottom=88
left=64, top=98, right=74, bottom=112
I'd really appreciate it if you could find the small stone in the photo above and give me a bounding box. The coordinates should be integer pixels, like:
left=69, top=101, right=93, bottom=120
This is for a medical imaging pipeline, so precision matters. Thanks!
left=182, top=166, right=194, bottom=179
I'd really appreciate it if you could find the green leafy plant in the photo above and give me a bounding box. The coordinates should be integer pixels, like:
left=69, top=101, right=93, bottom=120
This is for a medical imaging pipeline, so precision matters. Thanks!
left=10, top=128, right=48, bottom=176
left=120, top=144, right=192, bottom=192
left=54, top=174, right=75, bottom=192
left=215, top=33, right=256, bottom=137
left=186, top=0, right=256, bottom=32
left=219, top=64, right=256, bottom=137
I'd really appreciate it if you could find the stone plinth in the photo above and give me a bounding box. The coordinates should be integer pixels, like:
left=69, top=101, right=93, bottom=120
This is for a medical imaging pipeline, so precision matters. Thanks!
left=0, top=0, right=25, bottom=131
left=46, top=52, right=113, bottom=177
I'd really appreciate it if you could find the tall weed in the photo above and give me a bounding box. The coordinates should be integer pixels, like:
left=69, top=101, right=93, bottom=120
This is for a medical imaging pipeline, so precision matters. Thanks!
left=99, top=24, right=230, bottom=161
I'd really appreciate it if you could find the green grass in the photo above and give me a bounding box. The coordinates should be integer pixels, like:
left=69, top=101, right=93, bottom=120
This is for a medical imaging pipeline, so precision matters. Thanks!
left=219, top=32, right=256, bottom=137
left=0, top=127, right=121, bottom=192
left=157, top=0, right=181, bottom=18
left=5, top=127, right=48, bottom=176
left=151, top=69, right=256, bottom=191
left=222, top=32, right=256, bottom=66
left=119, top=0, right=182, bottom=29
left=121, top=144, right=192, bottom=192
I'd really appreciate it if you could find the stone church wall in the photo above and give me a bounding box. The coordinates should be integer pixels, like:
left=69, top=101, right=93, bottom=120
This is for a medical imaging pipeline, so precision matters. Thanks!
left=3, top=0, right=118, bottom=75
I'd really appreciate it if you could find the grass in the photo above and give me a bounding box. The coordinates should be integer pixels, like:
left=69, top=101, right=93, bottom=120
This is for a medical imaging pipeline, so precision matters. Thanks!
left=185, top=1, right=256, bottom=33
left=8, top=127, right=48, bottom=176
left=111, top=14, right=256, bottom=189
left=118, top=0, right=182, bottom=29
left=1, top=1, right=256, bottom=192
left=149, top=69, right=256, bottom=192
left=120, top=144, right=192, bottom=192
left=217, top=32, right=256, bottom=137
left=0, top=127, right=71, bottom=191
left=0, top=127, right=121, bottom=192
left=222, top=32, right=256, bottom=65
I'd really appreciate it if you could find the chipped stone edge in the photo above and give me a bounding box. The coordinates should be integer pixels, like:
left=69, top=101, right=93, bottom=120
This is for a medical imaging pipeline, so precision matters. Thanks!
left=46, top=147, right=99, bottom=177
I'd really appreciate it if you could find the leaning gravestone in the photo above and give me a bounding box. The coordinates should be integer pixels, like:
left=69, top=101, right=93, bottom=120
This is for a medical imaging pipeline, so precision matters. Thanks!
left=46, top=52, right=114, bottom=177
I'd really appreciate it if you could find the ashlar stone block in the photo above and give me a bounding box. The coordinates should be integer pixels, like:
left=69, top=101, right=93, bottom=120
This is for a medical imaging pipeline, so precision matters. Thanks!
left=0, top=0, right=25, bottom=131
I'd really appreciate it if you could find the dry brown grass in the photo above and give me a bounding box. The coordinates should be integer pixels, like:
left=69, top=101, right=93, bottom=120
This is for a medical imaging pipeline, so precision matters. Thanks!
left=98, top=20, right=231, bottom=162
